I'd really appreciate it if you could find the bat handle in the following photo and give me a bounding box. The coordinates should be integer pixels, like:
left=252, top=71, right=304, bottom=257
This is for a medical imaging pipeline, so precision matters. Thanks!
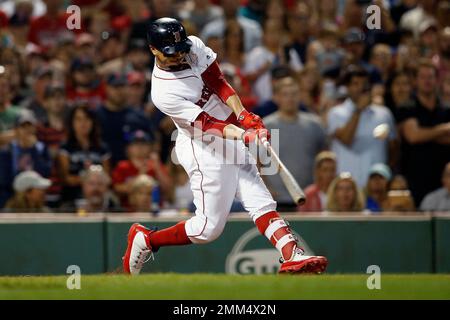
left=260, top=136, right=270, bottom=148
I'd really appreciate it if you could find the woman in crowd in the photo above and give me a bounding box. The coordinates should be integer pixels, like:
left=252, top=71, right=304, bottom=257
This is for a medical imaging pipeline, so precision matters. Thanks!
left=298, top=151, right=337, bottom=213
left=58, top=104, right=111, bottom=205
left=384, top=71, right=413, bottom=121
left=326, top=172, right=365, bottom=213
left=4, top=170, right=51, bottom=213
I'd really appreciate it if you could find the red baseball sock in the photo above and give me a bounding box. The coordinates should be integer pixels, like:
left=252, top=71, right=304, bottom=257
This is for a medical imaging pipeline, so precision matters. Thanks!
left=149, top=221, right=192, bottom=251
left=255, top=211, right=297, bottom=261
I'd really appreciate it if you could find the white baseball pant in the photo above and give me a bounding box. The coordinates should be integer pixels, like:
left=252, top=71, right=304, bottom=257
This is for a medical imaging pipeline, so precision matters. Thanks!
left=175, top=133, right=277, bottom=244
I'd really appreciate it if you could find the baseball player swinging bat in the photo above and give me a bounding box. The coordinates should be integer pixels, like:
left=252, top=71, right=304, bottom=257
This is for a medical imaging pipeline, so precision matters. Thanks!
left=260, top=137, right=306, bottom=206
left=122, top=17, right=327, bottom=276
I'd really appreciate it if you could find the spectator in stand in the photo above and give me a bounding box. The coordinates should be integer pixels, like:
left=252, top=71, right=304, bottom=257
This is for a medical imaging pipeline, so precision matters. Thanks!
left=99, top=30, right=125, bottom=64
left=0, top=49, right=27, bottom=106
left=112, top=130, right=171, bottom=210
left=243, top=19, right=301, bottom=104
left=298, top=65, right=322, bottom=115
left=66, top=58, right=106, bottom=109
left=28, top=0, right=76, bottom=50
left=397, top=59, right=450, bottom=205
left=341, top=28, right=383, bottom=86
left=298, top=151, right=337, bottom=213
left=126, top=0, right=179, bottom=47
left=4, top=170, right=51, bottom=213
left=87, top=10, right=111, bottom=44
left=50, top=35, right=76, bottom=76
left=74, top=33, right=97, bottom=62
left=0, top=112, right=51, bottom=207
left=251, top=67, right=296, bottom=118
left=327, top=65, right=398, bottom=187
left=263, top=0, right=286, bottom=25
left=220, top=62, right=258, bottom=110
left=326, top=172, right=365, bottom=213
left=390, top=0, right=418, bottom=27
left=178, top=0, right=224, bottom=33
left=6, top=0, right=34, bottom=51
left=369, top=44, right=394, bottom=85
left=128, top=174, right=156, bottom=213
left=364, top=163, right=392, bottom=213
left=315, top=25, right=345, bottom=77
left=98, top=38, right=152, bottom=76
left=96, top=73, right=154, bottom=165
left=238, top=0, right=266, bottom=24
left=201, top=0, right=262, bottom=53
left=0, top=67, right=22, bottom=147
left=58, top=104, right=111, bottom=205
left=126, top=71, right=148, bottom=112
left=438, top=27, right=450, bottom=82
left=436, top=0, right=450, bottom=29
left=222, top=19, right=245, bottom=70
left=441, top=74, right=450, bottom=108
left=36, top=83, right=67, bottom=207
left=71, top=164, right=121, bottom=214
left=420, top=162, right=450, bottom=211
left=317, top=0, right=342, bottom=28
left=380, top=173, right=416, bottom=212
left=284, top=1, right=312, bottom=66
left=263, top=76, right=327, bottom=211
left=390, top=174, right=410, bottom=191
left=23, top=65, right=54, bottom=124
left=400, top=0, right=438, bottom=39
left=418, top=19, right=440, bottom=60
left=22, top=45, right=47, bottom=83
left=384, top=71, right=413, bottom=121
left=36, top=83, right=67, bottom=154
left=0, top=9, right=7, bottom=29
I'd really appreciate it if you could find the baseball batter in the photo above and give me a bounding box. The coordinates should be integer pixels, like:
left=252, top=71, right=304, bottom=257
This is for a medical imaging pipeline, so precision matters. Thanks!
left=122, top=18, right=328, bottom=275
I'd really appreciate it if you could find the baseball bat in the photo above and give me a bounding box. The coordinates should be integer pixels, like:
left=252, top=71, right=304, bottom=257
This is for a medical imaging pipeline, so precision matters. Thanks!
left=260, top=137, right=307, bottom=206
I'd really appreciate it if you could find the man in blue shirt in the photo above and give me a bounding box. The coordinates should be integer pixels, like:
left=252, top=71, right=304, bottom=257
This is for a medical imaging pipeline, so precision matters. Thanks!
left=0, top=112, right=51, bottom=208
left=327, top=65, right=398, bottom=187
left=96, top=73, right=155, bottom=166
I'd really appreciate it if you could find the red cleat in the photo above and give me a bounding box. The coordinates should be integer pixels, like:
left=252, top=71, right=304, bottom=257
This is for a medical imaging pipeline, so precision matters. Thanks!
left=279, top=250, right=328, bottom=274
left=122, top=223, right=156, bottom=275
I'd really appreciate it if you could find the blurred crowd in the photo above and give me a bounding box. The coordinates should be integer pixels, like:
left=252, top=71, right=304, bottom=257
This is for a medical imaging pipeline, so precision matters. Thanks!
left=0, top=0, right=449, bottom=215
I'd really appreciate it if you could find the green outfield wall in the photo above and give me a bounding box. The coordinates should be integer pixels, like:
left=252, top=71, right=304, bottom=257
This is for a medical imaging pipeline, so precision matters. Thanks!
left=0, top=213, right=448, bottom=275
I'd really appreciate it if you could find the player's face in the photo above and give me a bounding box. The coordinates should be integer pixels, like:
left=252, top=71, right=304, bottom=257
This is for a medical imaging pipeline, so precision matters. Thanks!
left=151, top=47, right=187, bottom=68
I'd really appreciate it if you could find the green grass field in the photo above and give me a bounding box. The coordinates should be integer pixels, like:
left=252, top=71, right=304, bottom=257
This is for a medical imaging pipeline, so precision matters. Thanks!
left=0, top=274, right=449, bottom=300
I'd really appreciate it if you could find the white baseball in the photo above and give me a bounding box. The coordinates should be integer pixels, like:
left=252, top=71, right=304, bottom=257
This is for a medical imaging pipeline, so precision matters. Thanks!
left=373, top=123, right=389, bottom=140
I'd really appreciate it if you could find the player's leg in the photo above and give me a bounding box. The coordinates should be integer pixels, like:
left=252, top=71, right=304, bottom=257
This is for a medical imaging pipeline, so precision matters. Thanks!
left=235, top=162, right=328, bottom=274
left=123, top=137, right=238, bottom=274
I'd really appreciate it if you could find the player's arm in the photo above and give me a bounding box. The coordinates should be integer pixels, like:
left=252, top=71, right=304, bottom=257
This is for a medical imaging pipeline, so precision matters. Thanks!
left=201, top=61, right=267, bottom=133
left=154, top=91, right=265, bottom=144
left=194, top=111, right=266, bottom=144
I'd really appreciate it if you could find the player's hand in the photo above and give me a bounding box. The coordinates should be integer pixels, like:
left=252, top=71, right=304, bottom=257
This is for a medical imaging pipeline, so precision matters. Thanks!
left=237, top=110, right=265, bottom=130
left=241, top=128, right=270, bottom=145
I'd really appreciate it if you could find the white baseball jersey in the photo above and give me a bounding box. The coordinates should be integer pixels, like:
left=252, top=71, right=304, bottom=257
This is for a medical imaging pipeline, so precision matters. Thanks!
left=151, top=36, right=276, bottom=243
left=151, top=36, right=236, bottom=138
